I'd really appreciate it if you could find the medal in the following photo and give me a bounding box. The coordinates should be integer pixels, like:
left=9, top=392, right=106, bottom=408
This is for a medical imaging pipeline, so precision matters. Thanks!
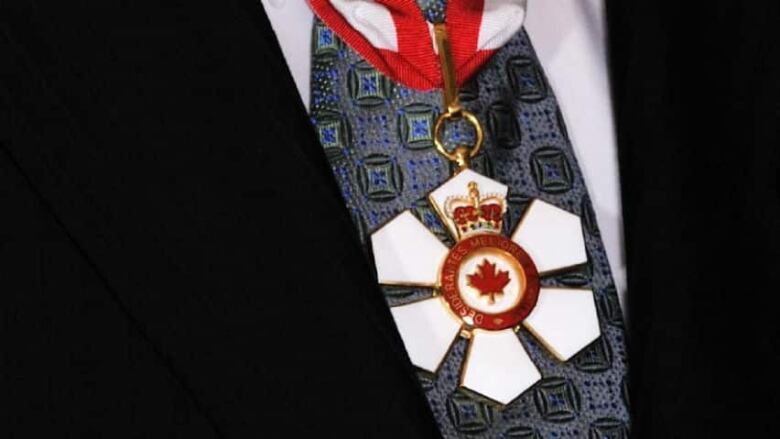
left=310, top=0, right=601, bottom=405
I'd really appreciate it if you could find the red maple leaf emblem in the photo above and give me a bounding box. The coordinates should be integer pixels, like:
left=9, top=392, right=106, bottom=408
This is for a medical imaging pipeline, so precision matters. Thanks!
left=467, top=259, right=511, bottom=304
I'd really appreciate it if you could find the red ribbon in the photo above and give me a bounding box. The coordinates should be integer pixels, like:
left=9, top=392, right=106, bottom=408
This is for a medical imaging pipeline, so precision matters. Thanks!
left=308, top=0, right=526, bottom=90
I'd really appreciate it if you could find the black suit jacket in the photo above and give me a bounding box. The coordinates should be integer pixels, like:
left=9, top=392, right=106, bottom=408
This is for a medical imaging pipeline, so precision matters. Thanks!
left=1, top=1, right=778, bottom=437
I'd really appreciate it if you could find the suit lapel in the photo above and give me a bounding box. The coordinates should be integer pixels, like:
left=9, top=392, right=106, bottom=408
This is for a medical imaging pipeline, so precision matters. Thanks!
left=0, top=2, right=439, bottom=436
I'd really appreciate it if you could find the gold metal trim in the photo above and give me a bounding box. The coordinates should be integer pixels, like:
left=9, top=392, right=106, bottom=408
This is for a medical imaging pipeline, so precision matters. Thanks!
left=459, top=247, right=527, bottom=312
left=457, top=328, right=540, bottom=407
left=522, top=287, right=600, bottom=362
left=433, top=23, right=459, bottom=115
left=426, top=172, right=508, bottom=242
left=536, top=262, right=589, bottom=278
left=369, top=209, right=449, bottom=287
left=427, top=190, right=459, bottom=242
left=508, top=199, right=588, bottom=277
left=433, top=109, right=484, bottom=172
left=431, top=23, right=484, bottom=172
left=389, top=296, right=463, bottom=375
left=509, top=198, right=538, bottom=243
left=379, top=279, right=439, bottom=288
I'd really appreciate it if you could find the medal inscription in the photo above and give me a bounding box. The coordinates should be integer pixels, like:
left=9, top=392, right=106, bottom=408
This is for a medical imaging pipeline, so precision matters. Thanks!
left=440, top=233, right=539, bottom=331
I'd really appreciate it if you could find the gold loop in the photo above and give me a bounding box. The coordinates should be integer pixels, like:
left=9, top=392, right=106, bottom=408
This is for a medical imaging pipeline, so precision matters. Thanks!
left=433, top=109, right=484, bottom=170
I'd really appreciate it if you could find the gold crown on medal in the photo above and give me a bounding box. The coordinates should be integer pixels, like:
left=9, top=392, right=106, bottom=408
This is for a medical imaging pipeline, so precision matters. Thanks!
left=445, top=181, right=506, bottom=238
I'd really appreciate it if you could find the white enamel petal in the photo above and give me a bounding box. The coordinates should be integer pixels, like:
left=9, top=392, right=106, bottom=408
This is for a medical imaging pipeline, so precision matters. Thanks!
left=428, top=169, right=508, bottom=239
left=461, top=329, right=541, bottom=405
left=523, top=288, right=601, bottom=361
left=371, top=211, right=449, bottom=286
left=511, top=199, right=587, bottom=274
left=390, top=297, right=462, bottom=372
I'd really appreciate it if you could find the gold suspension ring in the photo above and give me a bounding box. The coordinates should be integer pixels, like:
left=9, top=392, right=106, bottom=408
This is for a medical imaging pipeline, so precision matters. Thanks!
left=432, top=23, right=483, bottom=172
left=433, top=109, right=484, bottom=171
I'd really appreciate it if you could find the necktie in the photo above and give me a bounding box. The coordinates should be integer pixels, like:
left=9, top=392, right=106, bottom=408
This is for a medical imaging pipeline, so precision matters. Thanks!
left=309, top=2, right=630, bottom=437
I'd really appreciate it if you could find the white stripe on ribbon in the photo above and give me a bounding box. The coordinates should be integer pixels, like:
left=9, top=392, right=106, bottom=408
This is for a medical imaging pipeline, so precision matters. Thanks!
left=428, top=21, right=438, bottom=54
left=331, top=0, right=399, bottom=51
left=477, top=0, right=527, bottom=50
left=311, top=0, right=528, bottom=89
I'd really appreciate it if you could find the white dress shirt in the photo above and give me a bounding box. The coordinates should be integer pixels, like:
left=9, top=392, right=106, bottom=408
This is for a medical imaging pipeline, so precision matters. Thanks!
left=260, top=0, right=626, bottom=310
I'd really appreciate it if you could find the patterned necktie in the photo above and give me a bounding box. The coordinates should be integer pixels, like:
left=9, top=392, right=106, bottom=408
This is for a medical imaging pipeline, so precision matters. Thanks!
left=309, top=2, right=630, bottom=437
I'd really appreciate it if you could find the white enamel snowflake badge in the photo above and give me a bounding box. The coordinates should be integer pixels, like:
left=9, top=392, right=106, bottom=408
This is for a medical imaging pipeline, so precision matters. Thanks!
left=371, top=169, right=601, bottom=405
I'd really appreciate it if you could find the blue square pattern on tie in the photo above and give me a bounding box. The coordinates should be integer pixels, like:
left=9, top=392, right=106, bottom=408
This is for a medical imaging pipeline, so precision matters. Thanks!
left=310, top=16, right=629, bottom=438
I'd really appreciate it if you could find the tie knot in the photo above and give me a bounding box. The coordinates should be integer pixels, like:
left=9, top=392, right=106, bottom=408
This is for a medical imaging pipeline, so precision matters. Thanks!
left=418, top=0, right=446, bottom=23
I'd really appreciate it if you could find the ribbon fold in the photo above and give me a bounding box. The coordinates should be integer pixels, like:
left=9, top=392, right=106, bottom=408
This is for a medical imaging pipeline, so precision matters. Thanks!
left=309, top=0, right=527, bottom=90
